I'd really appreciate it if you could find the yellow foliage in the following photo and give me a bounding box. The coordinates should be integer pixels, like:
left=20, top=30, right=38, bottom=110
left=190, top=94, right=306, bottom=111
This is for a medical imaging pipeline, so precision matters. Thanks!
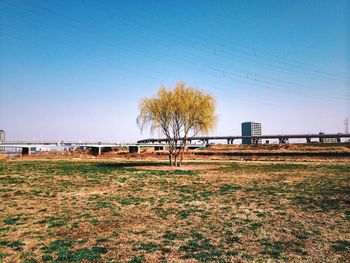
left=137, top=82, right=217, bottom=166
left=137, top=82, right=216, bottom=137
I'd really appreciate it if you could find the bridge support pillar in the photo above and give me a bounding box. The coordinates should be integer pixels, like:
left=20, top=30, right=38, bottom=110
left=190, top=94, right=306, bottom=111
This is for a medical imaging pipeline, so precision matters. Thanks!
left=22, top=147, right=31, bottom=155
left=306, top=138, right=311, bottom=143
left=91, top=147, right=102, bottom=156
left=129, top=146, right=140, bottom=153
left=337, top=138, right=341, bottom=143
left=279, top=138, right=287, bottom=144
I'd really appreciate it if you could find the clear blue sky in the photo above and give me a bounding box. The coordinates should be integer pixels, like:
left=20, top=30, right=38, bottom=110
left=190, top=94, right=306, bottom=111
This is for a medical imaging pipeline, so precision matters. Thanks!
left=1, top=0, right=349, bottom=141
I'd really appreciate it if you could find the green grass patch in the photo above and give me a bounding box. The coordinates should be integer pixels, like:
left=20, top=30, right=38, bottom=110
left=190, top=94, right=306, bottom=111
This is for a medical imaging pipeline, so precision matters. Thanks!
left=0, top=239, right=24, bottom=251
left=42, top=239, right=108, bottom=262
left=332, top=240, right=350, bottom=252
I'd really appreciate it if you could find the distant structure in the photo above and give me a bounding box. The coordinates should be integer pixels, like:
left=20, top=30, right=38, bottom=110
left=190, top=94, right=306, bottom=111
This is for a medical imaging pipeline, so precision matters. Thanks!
left=241, top=122, right=262, bottom=144
left=345, top=118, right=349, bottom=134
left=0, top=130, right=5, bottom=152
left=318, top=132, right=338, bottom=143
left=320, top=137, right=338, bottom=143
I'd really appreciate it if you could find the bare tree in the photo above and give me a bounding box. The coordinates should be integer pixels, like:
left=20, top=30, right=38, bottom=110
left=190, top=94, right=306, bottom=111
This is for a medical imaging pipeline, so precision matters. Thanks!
left=137, top=82, right=217, bottom=166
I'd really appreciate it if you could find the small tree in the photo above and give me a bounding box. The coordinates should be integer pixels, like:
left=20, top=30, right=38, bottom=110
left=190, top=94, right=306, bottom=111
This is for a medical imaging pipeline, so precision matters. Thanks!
left=137, top=82, right=217, bottom=166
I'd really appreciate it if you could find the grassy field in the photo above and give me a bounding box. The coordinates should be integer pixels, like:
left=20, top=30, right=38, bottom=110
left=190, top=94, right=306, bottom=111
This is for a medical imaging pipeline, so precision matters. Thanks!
left=0, top=159, right=349, bottom=262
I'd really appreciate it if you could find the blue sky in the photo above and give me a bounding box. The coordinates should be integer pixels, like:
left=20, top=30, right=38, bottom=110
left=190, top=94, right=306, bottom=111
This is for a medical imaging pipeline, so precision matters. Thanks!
left=1, top=0, right=349, bottom=141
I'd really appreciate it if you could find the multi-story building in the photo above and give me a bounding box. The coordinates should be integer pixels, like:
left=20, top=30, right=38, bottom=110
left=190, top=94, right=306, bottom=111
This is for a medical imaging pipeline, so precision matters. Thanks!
left=320, top=137, right=338, bottom=143
left=0, top=130, right=5, bottom=152
left=241, top=122, right=262, bottom=144
left=318, top=132, right=339, bottom=143
left=0, top=130, right=4, bottom=142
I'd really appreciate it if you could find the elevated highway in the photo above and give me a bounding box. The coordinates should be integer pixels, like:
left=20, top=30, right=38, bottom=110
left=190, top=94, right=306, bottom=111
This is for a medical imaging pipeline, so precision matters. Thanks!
left=137, top=133, right=350, bottom=144
left=2, top=133, right=349, bottom=156
left=0, top=141, right=205, bottom=155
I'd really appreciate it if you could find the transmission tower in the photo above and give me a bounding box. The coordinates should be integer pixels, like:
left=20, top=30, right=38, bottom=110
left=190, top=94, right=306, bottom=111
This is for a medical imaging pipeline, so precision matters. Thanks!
left=345, top=118, right=349, bottom=134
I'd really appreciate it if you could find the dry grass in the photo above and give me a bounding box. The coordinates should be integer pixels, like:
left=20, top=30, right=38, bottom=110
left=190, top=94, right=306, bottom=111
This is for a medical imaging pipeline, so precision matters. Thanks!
left=205, top=143, right=350, bottom=152
left=0, top=159, right=349, bottom=262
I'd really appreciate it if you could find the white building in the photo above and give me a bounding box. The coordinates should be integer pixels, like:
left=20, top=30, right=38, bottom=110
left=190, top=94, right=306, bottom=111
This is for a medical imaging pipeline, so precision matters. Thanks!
left=241, top=122, right=262, bottom=144
left=0, top=130, right=5, bottom=152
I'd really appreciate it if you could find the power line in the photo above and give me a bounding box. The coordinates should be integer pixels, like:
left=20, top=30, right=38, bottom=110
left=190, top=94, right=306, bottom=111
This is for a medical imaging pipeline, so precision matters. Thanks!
left=1, top=0, right=349, bottom=106
left=6, top=0, right=350, bottom=84
left=101, top=0, right=350, bottom=82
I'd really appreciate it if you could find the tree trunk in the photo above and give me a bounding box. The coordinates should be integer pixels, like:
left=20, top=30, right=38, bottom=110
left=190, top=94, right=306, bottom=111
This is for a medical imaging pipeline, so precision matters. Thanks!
left=175, top=150, right=180, bottom=167
left=178, top=149, right=184, bottom=166
left=178, top=135, right=188, bottom=166
left=174, top=140, right=178, bottom=167
left=168, top=140, right=173, bottom=166
left=168, top=152, right=172, bottom=166
left=178, top=144, right=186, bottom=166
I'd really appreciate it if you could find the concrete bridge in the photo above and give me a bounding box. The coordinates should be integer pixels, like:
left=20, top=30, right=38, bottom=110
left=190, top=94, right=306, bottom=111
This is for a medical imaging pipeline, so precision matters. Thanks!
left=137, top=133, right=350, bottom=144
left=2, top=133, right=349, bottom=156
left=0, top=141, right=205, bottom=156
